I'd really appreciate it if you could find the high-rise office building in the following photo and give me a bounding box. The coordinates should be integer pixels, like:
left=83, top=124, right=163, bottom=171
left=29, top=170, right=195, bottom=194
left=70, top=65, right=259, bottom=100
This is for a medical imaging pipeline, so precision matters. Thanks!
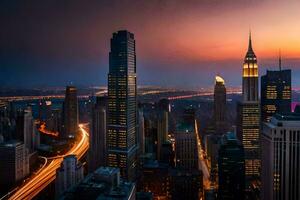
left=138, top=105, right=145, bottom=155
left=174, top=122, right=199, bottom=171
left=261, top=114, right=300, bottom=200
left=55, top=155, right=83, bottom=198
left=261, top=64, right=291, bottom=122
left=16, top=107, right=36, bottom=152
left=62, top=86, right=78, bottom=138
left=38, top=98, right=52, bottom=123
left=107, top=30, right=138, bottom=181
left=157, top=99, right=169, bottom=160
left=214, top=75, right=227, bottom=134
left=218, top=132, right=245, bottom=200
left=0, top=101, right=12, bottom=141
left=47, top=108, right=61, bottom=133
left=0, top=141, right=29, bottom=187
left=89, top=96, right=107, bottom=172
left=242, top=33, right=258, bottom=102
left=236, top=38, right=260, bottom=198
left=237, top=33, right=260, bottom=183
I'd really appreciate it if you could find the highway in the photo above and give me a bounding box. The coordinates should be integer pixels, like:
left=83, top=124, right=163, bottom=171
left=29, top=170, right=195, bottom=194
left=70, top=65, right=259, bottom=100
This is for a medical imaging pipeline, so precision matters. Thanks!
left=8, top=124, right=89, bottom=200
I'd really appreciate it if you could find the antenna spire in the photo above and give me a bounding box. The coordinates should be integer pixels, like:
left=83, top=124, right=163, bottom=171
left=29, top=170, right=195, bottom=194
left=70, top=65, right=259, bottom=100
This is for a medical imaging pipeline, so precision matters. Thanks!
left=249, top=30, right=252, bottom=50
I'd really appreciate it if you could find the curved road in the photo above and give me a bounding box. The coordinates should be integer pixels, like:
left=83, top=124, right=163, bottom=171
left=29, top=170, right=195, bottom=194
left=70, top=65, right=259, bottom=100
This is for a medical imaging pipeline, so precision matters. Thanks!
left=9, top=124, right=89, bottom=200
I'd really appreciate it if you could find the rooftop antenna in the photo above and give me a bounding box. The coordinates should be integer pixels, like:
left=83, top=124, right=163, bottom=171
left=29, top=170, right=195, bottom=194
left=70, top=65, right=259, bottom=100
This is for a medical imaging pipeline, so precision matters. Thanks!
left=279, top=49, right=282, bottom=71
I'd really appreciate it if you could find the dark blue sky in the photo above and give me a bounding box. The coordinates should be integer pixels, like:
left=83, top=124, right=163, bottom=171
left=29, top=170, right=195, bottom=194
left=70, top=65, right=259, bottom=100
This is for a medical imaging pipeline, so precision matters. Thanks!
left=1, top=0, right=300, bottom=89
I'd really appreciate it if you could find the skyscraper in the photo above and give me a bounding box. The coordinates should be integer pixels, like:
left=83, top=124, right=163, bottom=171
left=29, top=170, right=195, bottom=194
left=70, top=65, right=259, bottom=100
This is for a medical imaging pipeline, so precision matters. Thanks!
left=261, top=114, right=300, bottom=200
left=157, top=99, right=169, bottom=160
left=214, top=75, right=226, bottom=134
left=261, top=62, right=291, bottom=122
left=107, top=30, right=138, bottom=181
left=237, top=33, right=260, bottom=185
left=174, top=108, right=198, bottom=171
left=218, top=132, right=245, bottom=200
left=137, top=105, right=145, bottom=155
left=55, top=155, right=84, bottom=198
left=89, top=96, right=107, bottom=172
left=62, top=86, right=78, bottom=139
left=0, top=141, right=29, bottom=188
left=16, top=107, right=36, bottom=153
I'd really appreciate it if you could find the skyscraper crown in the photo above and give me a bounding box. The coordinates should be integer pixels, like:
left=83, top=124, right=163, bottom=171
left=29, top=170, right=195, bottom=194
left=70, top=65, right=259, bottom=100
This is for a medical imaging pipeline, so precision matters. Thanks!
left=245, top=31, right=256, bottom=60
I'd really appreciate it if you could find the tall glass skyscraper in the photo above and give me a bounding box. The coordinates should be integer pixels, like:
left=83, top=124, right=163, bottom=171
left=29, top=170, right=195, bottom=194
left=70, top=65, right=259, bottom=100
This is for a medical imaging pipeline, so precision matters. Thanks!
left=107, top=30, right=137, bottom=181
left=62, top=86, right=78, bottom=139
left=261, top=67, right=291, bottom=123
left=237, top=33, right=260, bottom=187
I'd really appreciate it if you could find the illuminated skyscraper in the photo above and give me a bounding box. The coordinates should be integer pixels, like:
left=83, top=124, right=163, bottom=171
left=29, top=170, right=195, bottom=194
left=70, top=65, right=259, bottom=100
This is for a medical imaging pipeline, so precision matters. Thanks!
left=214, top=75, right=226, bottom=134
left=237, top=33, right=260, bottom=185
left=62, top=86, right=78, bottom=138
left=261, top=59, right=291, bottom=122
left=107, top=30, right=137, bottom=181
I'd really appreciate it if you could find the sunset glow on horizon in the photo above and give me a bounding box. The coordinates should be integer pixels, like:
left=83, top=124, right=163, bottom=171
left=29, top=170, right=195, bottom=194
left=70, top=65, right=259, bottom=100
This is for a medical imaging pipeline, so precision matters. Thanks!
left=1, top=0, right=300, bottom=88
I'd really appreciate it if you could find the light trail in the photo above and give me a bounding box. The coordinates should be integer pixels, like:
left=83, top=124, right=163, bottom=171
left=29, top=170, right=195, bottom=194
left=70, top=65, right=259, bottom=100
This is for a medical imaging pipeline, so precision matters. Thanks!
left=168, top=91, right=241, bottom=100
left=195, top=120, right=211, bottom=189
left=0, top=95, right=91, bottom=102
left=9, top=124, right=89, bottom=200
left=39, top=123, right=59, bottom=137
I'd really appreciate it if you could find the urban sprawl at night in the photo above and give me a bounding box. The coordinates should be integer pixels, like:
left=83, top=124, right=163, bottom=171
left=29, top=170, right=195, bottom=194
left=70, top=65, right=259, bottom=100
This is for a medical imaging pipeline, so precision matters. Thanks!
left=1, top=1, right=300, bottom=200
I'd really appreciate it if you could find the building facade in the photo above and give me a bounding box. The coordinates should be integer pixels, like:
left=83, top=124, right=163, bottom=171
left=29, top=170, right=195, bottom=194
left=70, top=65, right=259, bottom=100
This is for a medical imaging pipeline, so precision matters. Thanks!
left=62, top=86, right=78, bottom=138
left=261, top=114, right=300, bottom=200
left=214, top=75, right=227, bottom=134
left=174, top=121, right=199, bottom=171
left=237, top=33, right=261, bottom=184
left=89, top=96, right=107, bottom=172
left=218, top=132, right=245, bottom=200
left=60, top=167, right=136, bottom=200
left=16, top=107, right=36, bottom=153
left=0, top=141, right=29, bottom=187
left=107, top=30, right=138, bottom=181
left=261, top=69, right=291, bottom=122
left=157, top=99, right=169, bottom=160
left=55, top=155, right=83, bottom=198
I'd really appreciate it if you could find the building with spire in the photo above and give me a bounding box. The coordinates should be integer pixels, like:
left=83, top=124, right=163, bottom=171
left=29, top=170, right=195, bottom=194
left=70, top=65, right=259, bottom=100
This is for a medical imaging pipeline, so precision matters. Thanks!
left=107, top=30, right=138, bottom=181
left=260, top=54, right=291, bottom=123
left=237, top=33, right=261, bottom=188
left=214, top=75, right=227, bottom=134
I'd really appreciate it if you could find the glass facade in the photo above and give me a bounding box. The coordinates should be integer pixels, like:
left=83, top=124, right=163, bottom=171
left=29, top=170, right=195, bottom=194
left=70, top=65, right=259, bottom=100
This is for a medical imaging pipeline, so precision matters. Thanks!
left=107, top=30, right=137, bottom=181
left=261, top=69, right=291, bottom=122
left=237, top=34, right=261, bottom=187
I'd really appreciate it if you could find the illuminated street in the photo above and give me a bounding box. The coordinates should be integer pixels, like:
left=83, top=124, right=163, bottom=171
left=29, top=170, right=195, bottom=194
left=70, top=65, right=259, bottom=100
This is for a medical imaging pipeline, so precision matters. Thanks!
left=195, top=120, right=211, bottom=189
left=8, top=124, right=89, bottom=200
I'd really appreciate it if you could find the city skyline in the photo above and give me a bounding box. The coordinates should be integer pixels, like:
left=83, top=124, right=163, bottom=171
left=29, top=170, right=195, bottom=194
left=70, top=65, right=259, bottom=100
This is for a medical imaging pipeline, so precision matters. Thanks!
left=1, top=0, right=300, bottom=88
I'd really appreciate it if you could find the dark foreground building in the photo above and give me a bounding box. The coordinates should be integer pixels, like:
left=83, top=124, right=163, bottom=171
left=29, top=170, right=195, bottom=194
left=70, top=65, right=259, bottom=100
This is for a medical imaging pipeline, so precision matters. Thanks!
left=218, top=132, right=245, bottom=200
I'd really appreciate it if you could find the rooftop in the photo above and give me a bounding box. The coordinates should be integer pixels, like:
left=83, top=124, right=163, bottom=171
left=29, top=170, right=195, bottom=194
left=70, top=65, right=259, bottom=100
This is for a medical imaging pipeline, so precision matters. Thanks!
left=215, top=75, right=225, bottom=84
left=176, top=122, right=195, bottom=133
